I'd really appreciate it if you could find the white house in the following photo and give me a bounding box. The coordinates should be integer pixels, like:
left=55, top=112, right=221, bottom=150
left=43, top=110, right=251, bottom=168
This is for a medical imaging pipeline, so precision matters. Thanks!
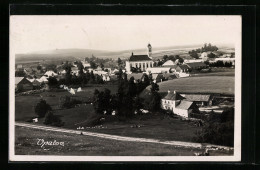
left=146, top=67, right=171, bottom=74
left=125, top=44, right=154, bottom=73
left=161, top=90, right=199, bottom=118
left=44, top=71, right=58, bottom=77
left=162, top=60, right=176, bottom=67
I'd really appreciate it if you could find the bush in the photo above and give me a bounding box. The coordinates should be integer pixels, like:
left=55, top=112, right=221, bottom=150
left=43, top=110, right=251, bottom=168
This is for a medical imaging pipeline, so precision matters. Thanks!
left=44, top=111, right=64, bottom=127
left=59, top=96, right=82, bottom=109
left=35, top=99, right=52, bottom=118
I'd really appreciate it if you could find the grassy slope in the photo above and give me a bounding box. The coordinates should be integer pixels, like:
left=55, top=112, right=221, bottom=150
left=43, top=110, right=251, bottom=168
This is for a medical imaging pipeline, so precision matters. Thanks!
left=15, top=126, right=233, bottom=156
left=15, top=85, right=117, bottom=122
left=140, top=76, right=234, bottom=99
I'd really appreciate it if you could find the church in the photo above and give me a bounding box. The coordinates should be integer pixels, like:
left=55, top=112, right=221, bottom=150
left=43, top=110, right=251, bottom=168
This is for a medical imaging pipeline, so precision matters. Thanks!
left=125, top=43, right=154, bottom=73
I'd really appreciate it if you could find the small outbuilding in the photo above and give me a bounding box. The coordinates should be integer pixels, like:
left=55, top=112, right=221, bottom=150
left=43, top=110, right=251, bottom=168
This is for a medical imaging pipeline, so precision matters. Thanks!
left=15, top=77, right=33, bottom=92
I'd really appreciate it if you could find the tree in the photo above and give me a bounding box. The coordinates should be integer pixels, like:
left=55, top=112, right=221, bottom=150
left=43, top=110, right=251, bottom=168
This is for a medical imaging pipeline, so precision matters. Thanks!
left=128, top=77, right=136, bottom=97
left=35, top=99, right=52, bottom=118
left=48, top=76, right=58, bottom=88
left=15, top=71, right=26, bottom=77
left=150, top=82, right=159, bottom=93
left=90, top=61, right=97, bottom=69
left=46, top=64, right=57, bottom=72
left=208, top=52, right=216, bottom=58
left=118, top=58, right=122, bottom=68
left=149, top=92, right=161, bottom=111
left=37, top=65, right=42, bottom=70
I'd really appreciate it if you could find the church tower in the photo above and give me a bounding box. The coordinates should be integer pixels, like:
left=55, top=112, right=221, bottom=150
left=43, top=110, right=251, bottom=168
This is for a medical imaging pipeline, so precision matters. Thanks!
left=147, top=43, right=152, bottom=59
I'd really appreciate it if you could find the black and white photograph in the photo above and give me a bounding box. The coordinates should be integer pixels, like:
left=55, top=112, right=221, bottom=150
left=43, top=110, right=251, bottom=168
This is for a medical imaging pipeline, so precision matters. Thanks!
left=9, top=15, right=241, bottom=161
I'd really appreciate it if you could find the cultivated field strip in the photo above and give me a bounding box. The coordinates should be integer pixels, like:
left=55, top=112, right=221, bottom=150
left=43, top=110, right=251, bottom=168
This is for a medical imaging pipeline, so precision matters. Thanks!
left=15, top=122, right=233, bottom=150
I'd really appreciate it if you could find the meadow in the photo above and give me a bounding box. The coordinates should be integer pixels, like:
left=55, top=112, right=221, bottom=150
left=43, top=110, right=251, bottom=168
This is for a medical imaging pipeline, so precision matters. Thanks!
left=15, top=126, right=233, bottom=156
left=141, top=76, right=234, bottom=98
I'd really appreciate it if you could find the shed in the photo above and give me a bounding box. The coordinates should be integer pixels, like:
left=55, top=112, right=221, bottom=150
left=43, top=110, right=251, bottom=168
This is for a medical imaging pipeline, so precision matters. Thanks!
left=15, top=77, right=33, bottom=92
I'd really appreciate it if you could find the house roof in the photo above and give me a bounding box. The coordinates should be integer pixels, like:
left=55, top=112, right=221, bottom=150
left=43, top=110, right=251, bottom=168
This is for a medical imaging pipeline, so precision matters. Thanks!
left=180, top=94, right=211, bottom=102
left=129, top=55, right=152, bottom=62
left=152, top=73, right=164, bottom=79
left=186, top=62, right=206, bottom=68
left=15, top=77, right=25, bottom=85
left=163, top=91, right=184, bottom=100
left=172, top=65, right=189, bottom=70
left=44, top=71, right=58, bottom=77
left=127, top=73, right=144, bottom=80
left=176, top=100, right=194, bottom=110
left=162, top=60, right=175, bottom=67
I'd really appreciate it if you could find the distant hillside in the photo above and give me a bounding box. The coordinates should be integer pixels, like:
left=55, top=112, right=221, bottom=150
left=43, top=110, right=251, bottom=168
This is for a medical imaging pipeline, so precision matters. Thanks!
left=15, top=44, right=234, bottom=63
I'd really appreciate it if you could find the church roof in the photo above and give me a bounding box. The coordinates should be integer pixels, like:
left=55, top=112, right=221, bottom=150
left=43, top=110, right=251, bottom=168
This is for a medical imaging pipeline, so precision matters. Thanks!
left=129, top=55, right=152, bottom=62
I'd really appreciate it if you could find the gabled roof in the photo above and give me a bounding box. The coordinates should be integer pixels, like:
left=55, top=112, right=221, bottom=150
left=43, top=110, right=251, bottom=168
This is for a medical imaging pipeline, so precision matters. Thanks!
left=15, top=77, right=25, bottom=85
left=44, top=71, right=58, bottom=77
left=186, top=62, right=206, bottom=68
left=180, top=94, right=211, bottom=102
left=129, top=55, right=152, bottom=62
left=152, top=73, right=164, bottom=79
left=176, top=100, right=194, bottom=110
left=163, top=91, right=184, bottom=100
left=162, top=60, right=175, bottom=66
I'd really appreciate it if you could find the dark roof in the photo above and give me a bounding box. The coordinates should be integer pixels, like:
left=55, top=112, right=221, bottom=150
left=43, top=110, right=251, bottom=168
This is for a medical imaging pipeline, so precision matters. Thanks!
left=180, top=94, right=211, bottom=102
left=127, top=73, right=144, bottom=80
left=186, top=62, right=206, bottom=68
left=163, top=91, right=185, bottom=100
left=129, top=55, right=152, bottom=61
left=176, top=101, right=194, bottom=110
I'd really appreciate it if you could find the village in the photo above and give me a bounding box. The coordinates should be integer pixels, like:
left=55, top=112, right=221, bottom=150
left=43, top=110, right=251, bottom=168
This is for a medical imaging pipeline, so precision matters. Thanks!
left=14, top=43, right=235, bottom=156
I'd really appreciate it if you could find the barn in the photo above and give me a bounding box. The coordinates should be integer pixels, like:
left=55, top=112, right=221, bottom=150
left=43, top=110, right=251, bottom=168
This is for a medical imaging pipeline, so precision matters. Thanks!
left=15, top=77, right=33, bottom=92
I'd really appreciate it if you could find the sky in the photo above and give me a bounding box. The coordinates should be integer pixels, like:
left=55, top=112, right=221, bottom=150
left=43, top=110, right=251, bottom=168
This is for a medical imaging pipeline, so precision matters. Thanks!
left=10, top=15, right=241, bottom=54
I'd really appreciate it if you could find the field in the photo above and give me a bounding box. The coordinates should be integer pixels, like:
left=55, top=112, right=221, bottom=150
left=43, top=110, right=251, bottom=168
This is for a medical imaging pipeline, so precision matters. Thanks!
left=15, top=126, right=233, bottom=156
left=15, top=84, right=204, bottom=143
left=141, top=76, right=234, bottom=98
left=15, top=84, right=118, bottom=122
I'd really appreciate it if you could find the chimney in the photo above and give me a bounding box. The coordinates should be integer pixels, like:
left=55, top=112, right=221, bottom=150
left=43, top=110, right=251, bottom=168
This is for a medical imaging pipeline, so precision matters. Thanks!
left=168, top=90, right=170, bottom=94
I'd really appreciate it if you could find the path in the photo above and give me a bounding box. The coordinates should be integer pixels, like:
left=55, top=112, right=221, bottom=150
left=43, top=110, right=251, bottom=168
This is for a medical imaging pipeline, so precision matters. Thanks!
left=15, top=122, right=233, bottom=150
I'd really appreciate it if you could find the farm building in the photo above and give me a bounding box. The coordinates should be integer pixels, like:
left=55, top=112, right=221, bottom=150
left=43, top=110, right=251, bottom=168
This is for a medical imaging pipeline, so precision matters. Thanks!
left=125, top=44, right=154, bottom=73
left=146, top=67, right=171, bottom=74
left=172, top=65, right=190, bottom=73
left=179, top=94, right=212, bottom=106
left=102, top=75, right=111, bottom=82
left=161, top=90, right=199, bottom=118
left=15, top=77, right=33, bottom=92
left=185, top=62, right=207, bottom=70
left=162, top=60, right=176, bottom=67
left=152, top=74, right=164, bottom=83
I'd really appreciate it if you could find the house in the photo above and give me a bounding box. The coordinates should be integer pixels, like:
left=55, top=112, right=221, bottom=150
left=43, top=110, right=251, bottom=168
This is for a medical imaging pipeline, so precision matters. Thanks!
left=152, top=74, right=164, bottom=83
left=172, top=65, right=190, bottom=73
left=162, top=60, right=176, bottom=67
left=15, top=77, right=33, bottom=92
left=125, top=44, right=154, bottom=72
left=102, top=75, right=110, bottom=82
left=71, top=67, right=79, bottom=75
left=81, top=59, right=91, bottom=68
left=44, top=71, right=58, bottom=77
left=184, top=59, right=204, bottom=64
left=146, top=67, right=171, bottom=74
left=39, top=76, right=48, bottom=83
left=179, top=94, right=212, bottom=106
left=127, top=73, right=145, bottom=82
left=161, top=90, right=199, bottom=118
left=27, top=78, right=42, bottom=87
left=185, top=62, right=207, bottom=70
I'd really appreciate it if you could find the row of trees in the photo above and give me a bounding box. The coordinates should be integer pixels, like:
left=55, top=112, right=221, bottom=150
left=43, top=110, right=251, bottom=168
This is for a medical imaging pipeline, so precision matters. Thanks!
left=208, top=60, right=233, bottom=67
left=189, top=43, right=219, bottom=59
left=92, top=69, right=161, bottom=116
